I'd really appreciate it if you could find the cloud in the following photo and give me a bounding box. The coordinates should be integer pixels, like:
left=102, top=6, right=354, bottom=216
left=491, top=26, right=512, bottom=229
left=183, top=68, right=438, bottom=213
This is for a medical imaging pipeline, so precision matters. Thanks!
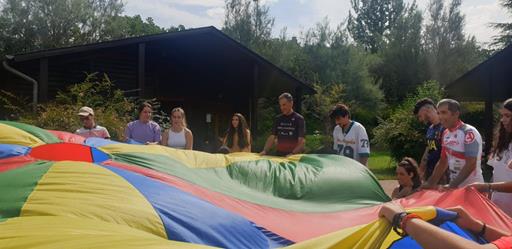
left=123, top=0, right=510, bottom=45
left=123, top=0, right=223, bottom=28
left=461, top=1, right=509, bottom=45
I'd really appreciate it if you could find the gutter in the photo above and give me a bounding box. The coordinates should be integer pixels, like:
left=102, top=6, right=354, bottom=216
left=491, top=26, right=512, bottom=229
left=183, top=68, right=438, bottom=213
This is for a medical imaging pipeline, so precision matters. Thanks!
left=2, top=55, right=38, bottom=111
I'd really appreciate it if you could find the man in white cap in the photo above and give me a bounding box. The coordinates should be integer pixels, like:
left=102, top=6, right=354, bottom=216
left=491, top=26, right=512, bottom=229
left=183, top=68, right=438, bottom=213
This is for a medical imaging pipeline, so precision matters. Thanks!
left=75, top=106, right=110, bottom=139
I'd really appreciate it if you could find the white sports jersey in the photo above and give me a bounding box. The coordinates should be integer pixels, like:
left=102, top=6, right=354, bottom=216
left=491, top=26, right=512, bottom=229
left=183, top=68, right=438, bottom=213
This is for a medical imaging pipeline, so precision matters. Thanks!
left=333, top=121, right=370, bottom=162
left=441, top=121, right=483, bottom=187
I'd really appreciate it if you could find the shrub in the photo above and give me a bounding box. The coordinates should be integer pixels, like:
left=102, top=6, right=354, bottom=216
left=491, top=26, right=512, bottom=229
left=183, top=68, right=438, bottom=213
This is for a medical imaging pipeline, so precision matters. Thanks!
left=373, top=80, right=444, bottom=162
left=0, top=73, right=169, bottom=141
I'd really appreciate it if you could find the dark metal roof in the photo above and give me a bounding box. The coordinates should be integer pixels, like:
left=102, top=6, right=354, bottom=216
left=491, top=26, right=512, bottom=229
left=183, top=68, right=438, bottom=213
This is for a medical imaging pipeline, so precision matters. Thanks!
left=8, top=26, right=314, bottom=94
left=446, top=44, right=512, bottom=102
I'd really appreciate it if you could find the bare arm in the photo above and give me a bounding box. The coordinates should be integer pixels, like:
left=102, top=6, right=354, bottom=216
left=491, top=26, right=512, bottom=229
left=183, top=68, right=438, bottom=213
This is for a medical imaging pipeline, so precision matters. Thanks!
left=291, top=137, right=305, bottom=155
left=469, top=181, right=512, bottom=193
left=405, top=218, right=497, bottom=249
left=185, top=129, right=193, bottom=150
left=260, top=135, right=275, bottom=155
left=359, top=156, right=368, bottom=167
left=161, top=130, right=168, bottom=146
left=449, top=157, right=477, bottom=188
left=419, top=147, right=429, bottom=178
left=425, top=156, right=448, bottom=188
left=380, top=204, right=503, bottom=249
left=246, top=130, right=252, bottom=152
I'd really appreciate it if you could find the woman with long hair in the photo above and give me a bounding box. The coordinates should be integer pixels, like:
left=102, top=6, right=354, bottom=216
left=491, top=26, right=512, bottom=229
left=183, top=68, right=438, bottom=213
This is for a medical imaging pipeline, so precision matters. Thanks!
left=222, top=113, right=251, bottom=153
left=468, top=98, right=512, bottom=216
left=125, top=102, right=161, bottom=144
left=391, top=157, right=422, bottom=199
left=161, top=107, right=193, bottom=150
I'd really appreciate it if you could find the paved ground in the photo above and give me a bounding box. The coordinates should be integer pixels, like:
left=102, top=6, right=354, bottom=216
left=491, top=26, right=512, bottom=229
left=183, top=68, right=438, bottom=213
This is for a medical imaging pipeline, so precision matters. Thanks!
left=379, top=180, right=397, bottom=198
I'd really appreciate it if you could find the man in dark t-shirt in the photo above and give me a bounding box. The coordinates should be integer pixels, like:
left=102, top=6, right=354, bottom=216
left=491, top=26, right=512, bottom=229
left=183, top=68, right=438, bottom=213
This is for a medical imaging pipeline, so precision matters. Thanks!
left=413, top=98, right=447, bottom=183
left=260, top=93, right=306, bottom=156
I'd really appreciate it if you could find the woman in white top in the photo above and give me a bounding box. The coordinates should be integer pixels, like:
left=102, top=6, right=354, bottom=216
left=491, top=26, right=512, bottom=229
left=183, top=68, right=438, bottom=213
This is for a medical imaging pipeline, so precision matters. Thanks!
left=161, top=107, right=193, bottom=150
left=469, top=98, right=512, bottom=216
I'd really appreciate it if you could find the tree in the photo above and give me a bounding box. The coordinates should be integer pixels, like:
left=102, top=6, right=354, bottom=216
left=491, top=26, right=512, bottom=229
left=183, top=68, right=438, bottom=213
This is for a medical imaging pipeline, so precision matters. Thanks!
left=491, top=0, right=512, bottom=48
left=347, top=0, right=405, bottom=53
left=102, top=15, right=186, bottom=40
left=222, top=0, right=274, bottom=50
left=0, top=0, right=124, bottom=55
left=372, top=2, right=426, bottom=103
left=423, top=0, right=484, bottom=85
left=373, top=81, right=444, bottom=161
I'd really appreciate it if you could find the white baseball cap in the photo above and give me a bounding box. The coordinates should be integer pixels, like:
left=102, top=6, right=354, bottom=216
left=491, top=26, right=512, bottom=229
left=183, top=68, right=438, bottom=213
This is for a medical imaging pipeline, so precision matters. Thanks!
left=78, top=106, right=94, bottom=116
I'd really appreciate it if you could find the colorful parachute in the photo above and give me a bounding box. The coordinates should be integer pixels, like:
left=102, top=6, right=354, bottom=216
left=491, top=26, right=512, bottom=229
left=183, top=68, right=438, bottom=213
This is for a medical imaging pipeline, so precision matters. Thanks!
left=1, top=121, right=511, bottom=248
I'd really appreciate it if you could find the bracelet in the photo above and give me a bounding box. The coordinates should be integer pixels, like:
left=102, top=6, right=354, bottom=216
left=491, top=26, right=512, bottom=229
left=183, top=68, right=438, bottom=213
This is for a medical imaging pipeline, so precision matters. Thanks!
left=392, top=212, right=408, bottom=236
left=400, top=214, right=422, bottom=236
left=477, top=223, right=487, bottom=237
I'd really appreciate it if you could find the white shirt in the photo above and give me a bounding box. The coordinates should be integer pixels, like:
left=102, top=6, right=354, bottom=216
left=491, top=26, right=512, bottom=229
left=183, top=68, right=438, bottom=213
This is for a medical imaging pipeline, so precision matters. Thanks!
left=488, top=144, right=512, bottom=216
left=333, top=121, right=370, bottom=162
left=167, top=129, right=187, bottom=149
left=75, top=125, right=110, bottom=139
left=441, top=121, right=484, bottom=187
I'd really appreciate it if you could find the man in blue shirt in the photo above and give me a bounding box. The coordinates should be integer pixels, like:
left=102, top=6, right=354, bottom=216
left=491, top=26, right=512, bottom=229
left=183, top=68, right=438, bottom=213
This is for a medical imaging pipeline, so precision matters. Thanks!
left=413, top=98, right=447, bottom=183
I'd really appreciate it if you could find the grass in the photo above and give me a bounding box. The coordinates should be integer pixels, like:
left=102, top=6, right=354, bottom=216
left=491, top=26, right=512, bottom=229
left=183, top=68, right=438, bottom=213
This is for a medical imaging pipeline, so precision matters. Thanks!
left=368, top=150, right=396, bottom=180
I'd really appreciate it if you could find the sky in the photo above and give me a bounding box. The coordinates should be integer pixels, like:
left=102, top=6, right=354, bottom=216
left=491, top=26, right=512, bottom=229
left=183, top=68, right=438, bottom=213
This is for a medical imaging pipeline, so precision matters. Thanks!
left=123, top=0, right=510, bottom=47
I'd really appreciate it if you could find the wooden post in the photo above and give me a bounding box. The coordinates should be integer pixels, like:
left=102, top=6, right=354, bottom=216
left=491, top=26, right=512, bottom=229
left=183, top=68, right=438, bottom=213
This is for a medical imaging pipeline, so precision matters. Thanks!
left=39, top=58, right=48, bottom=102
left=138, top=43, right=146, bottom=97
left=295, top=86, right=303, bottom=114
left=251, top=63, right=259, bottom=139
left=483, top=64, right=494, bottom=182
left=484, top=68, right=494, bottom=156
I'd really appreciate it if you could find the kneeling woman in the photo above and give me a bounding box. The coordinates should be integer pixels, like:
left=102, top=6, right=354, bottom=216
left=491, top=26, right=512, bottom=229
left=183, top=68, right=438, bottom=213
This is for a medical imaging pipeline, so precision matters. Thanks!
left=392, top=157, right=422, bottom=199
left=222, top=113, right=251, bottom=153
left=162, top=107, right=193, bottom=150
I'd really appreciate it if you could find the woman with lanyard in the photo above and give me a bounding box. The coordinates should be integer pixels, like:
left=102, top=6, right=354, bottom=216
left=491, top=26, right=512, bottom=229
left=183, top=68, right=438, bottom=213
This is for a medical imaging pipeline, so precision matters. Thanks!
left=469, top=98, right=512, bottom=216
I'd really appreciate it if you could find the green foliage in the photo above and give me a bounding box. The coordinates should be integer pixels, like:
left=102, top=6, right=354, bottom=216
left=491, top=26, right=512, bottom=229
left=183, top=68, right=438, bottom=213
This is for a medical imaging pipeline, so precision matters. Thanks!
left=373, top=81, right=444, bottom=161
left=303, top=83, right=346, bottom=142
left=348, top=0, right=406, bottom=53
left=0, top=0, right=124, bottom=55
left=0, top=0, right=186, bottom=56
left=222, top=0, right=274, bottom=50
left=423, top=0, right=485, bottom=85
left=372, top=2, right=426, bottom=103
left=16, top=74, right=135, bottom=140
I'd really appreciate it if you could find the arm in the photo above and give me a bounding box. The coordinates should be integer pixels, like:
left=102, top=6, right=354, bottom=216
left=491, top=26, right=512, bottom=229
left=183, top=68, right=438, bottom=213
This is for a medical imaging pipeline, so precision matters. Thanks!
left=359, top=157, right=369, bottom=166
left=291, top=137, right=305, bottom=155
left=449, top=157, right=477, bottom=188
left=154, top=125, right=162, bottom=144
left=161, top=130, right=168, bottom=146
left=419, top=147, right=429, bottom=178
left=391, top=187, right=399, bottom=199
left=246, top=130, right=252, bottom=152
left=469, top=182, right=512, bottom=193
left=290, top=116, right=306, bottom=155
left=260, top=135, right=275, bottom=155
left=124, top=125, right=131, bottom=142
left=185, top=129, right=193, bottom=150
left=424, top=156, right=448, bottom=188
left=405, top=218, right=496, bottom=249
left=447, top=207, right=511, bottom=242
left=100, top=127, right=111, bottom=139
left=379, top=203, right=499, bottom=249
left=357, top=125, right=370, bottom=166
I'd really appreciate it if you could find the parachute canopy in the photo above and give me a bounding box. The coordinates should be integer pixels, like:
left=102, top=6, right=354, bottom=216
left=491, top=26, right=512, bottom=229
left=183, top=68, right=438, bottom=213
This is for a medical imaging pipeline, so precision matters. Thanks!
left=1, top=121, right=511, bottom=248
